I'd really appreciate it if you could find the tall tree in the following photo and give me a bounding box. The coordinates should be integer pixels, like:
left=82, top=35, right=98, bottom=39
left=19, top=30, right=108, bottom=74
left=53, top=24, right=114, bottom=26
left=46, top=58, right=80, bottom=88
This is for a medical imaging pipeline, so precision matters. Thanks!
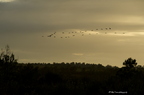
left=0, top=45, right=17, bottom=65
left=123, top=57, right=137, bottom=68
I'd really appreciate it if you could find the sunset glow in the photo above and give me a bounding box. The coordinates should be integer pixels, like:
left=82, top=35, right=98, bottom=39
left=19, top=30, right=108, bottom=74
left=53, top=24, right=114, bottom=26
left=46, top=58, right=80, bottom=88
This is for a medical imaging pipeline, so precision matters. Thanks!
left=0, top=0, right=14, bottom=2
left=1, top=0, right=144, bottom=67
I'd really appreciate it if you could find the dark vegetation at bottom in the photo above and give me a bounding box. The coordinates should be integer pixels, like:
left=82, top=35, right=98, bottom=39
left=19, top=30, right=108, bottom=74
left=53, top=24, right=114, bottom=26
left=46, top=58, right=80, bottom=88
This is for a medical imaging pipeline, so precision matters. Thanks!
left=0, top=62, right=144, bottom=95
left=0, top=46, right=143, bottom=94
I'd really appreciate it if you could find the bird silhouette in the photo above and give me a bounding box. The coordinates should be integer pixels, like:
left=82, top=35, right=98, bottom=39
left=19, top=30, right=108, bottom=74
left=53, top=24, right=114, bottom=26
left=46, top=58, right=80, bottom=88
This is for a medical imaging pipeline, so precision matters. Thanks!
left=41, top=27, right=112, bottom=39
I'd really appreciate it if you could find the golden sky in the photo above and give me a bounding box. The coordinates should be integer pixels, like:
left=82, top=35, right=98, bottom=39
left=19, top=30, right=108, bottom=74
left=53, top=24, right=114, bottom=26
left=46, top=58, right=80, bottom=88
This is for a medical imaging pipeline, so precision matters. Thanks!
left=0, top=0, right=144, bottom=67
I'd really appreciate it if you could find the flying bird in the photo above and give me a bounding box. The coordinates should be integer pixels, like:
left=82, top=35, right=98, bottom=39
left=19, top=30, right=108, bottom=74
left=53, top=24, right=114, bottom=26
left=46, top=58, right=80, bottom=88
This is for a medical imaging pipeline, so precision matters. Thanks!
left=47, top=34, right=52, bottom=37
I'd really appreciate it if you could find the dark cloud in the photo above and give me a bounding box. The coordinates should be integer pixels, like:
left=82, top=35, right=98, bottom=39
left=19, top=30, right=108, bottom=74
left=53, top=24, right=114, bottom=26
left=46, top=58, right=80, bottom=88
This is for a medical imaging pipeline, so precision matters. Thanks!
left=0, top=0, right=144, bottom=33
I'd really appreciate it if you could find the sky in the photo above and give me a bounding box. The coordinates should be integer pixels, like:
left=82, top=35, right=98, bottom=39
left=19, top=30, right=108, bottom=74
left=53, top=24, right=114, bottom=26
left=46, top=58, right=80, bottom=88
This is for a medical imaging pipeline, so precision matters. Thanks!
left=0, top=0, right=144, bottom=67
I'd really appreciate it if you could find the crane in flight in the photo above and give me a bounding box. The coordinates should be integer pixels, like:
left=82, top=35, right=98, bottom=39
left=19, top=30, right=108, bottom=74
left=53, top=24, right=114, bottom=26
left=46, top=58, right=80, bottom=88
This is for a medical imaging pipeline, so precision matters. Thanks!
left=41, top=27, right=113, bottom=38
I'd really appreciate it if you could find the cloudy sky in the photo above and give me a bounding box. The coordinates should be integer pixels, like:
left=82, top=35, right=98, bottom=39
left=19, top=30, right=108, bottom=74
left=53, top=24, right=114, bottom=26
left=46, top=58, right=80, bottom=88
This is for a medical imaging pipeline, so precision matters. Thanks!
left=0, top=0, right=144, bottom=67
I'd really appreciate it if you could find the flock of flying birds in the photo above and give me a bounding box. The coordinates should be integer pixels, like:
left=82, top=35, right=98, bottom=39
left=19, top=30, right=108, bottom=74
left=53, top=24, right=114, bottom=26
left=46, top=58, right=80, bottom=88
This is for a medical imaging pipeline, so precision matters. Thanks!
left=41, top=28, right=125, bottom=38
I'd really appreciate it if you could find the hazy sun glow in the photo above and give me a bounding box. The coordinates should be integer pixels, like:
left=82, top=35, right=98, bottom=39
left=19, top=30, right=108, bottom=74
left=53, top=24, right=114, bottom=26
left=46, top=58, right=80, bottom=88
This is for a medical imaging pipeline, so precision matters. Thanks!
left=0, top=0, right=14, bottom=2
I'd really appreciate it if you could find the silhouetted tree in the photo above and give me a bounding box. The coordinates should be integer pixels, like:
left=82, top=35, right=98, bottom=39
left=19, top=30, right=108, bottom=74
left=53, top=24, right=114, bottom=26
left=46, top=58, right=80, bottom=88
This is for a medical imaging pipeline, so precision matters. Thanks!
left=123, top=57, right=137, bottom=68
left=0, top=45, right=17, bottom=65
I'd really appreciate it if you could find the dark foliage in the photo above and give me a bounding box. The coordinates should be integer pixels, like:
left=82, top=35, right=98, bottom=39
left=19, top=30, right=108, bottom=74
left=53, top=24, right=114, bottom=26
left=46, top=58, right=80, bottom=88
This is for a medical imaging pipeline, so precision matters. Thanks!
left=123, top=57, right=137, bottom=68
left=0, top=62, right=144, bottom=95
left=0, top=45, right=17, bottom=66
left=0, top=47, right=143, bottom=95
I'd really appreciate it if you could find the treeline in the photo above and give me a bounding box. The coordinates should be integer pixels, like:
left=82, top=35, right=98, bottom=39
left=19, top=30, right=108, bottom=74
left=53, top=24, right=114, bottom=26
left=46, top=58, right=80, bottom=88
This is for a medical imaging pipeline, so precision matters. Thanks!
left=1, top=45, right=144, bottom=95
left=0, top=62, right=144, bottom=95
